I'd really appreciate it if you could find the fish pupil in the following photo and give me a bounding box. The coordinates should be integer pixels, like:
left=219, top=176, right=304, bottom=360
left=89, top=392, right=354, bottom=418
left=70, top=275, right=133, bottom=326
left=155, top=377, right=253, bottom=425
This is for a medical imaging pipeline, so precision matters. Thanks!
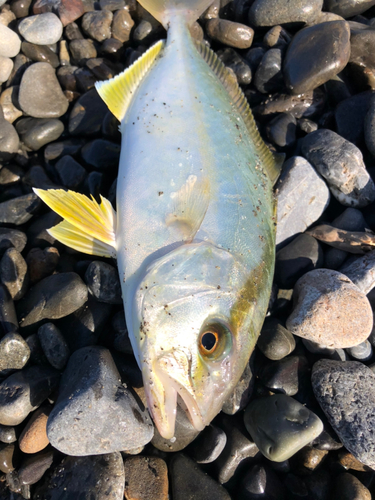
left=201, top=332, right=217, bottom=352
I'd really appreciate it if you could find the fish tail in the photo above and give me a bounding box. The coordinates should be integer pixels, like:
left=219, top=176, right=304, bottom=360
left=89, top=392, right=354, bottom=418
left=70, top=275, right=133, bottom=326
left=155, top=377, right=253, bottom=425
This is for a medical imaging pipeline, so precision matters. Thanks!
left=138, top=0, right=213, bottom=27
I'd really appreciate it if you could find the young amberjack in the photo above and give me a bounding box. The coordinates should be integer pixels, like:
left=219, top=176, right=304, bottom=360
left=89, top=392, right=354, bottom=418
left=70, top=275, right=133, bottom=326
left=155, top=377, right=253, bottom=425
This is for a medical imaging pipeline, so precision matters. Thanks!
left=34, top=0, right=280, bottom=439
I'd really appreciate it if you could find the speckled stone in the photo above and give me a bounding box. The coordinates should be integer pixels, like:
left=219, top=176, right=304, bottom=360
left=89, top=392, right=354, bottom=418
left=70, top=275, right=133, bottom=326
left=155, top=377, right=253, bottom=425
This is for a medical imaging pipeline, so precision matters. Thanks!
left=206, top=18, right=254, bottom=49
left=37, top=323, right=70, bottom=370
left=18, top=13, right=63, bottom=45
left=0, top=333, right=30, bottom=377
left=18, top=448, right=54, bottom=486
left=249, top=0, right=323, bottom=26
left=340, top=250, right=375, bottom=294
left=0, top=247, right=29, bottom=300
left=19, top=406, right=51, bottom=454
left=0, top=24, right=21, bottom=58
left=124, top=456, right=168, bottom=500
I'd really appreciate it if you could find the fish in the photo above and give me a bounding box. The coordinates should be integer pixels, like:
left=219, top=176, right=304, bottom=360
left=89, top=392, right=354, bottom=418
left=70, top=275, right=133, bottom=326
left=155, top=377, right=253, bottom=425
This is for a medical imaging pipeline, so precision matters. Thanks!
left=34, top=0, right=281, bottom=440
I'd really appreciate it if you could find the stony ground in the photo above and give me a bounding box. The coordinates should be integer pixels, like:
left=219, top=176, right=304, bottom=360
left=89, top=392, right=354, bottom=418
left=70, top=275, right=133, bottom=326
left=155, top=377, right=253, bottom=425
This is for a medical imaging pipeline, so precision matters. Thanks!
left=1, top=0, right=375, bottom=498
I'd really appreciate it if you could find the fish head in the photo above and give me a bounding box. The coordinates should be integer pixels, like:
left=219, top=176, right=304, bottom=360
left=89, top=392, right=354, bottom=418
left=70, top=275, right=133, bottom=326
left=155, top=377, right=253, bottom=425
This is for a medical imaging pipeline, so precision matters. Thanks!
left=133, top=242, right=260, bottom=439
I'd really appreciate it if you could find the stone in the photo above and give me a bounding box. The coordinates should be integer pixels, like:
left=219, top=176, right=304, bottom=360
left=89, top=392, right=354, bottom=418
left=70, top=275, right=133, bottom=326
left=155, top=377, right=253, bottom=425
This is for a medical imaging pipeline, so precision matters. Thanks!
left=259, top=356, right=307, bottom=397
left=244, top=394, right=323, bottom=462
left=19, top=406, right=51, bottom=454
left=0, top=24, right=21, bottom=58
left=69, top=38, right=97, bottom=65
left=170, top=454, right=231, bottom=500
left=18, top=13, right=63, bottom=45
left=19, top=63, right=68, bottom=119
left=81, top=139, right=121, bottom=168
left=0, top=285, right=18, bottom=336
left=217, top=48, right=252, bottom=85
left=37, top=323, right=70, bottom=370
left=221, top=359, right=254, bottom=414
left=298, top=117, right=318, bottom=134
left=340, top=250, right=375, bottom=294
left=275, top=156, right=330, bottom=248
left=333, top=473, right=371, bottom=500
left=0, top=365, right=59, bottom=425
left=350, top=25, right=375, bottom=72
left=0, top=194, right=41, bottom=225
left=186, top=425, right=227, bottom=464
left=81, top=10, right=112, bottom=42
left=284, top=21, right=350, bottom=95
left=275, top=234, right=323, bottom=289
left=257, top=318, right=296, bottom=360
left=301, top=129, right=375, bottom=208
left=112, top=8, right=134, bottom=43
left=85, top=261, right=122, bottom=304
left=291, top=446, right=328, bottom=474
left=365, top=96, right=375, bottom=159
left=100, top=0, right=125, bottom=9
left=0, top=56, right=13, bottom=84
left=249, top=0, right=323, bottom=26
left=335, top=91, right=373, bottom=145
left=18, top=449, right=54, bottom=485
left=266, top=112, right=297, bottom=148
left=0, top=164, right=24, bottom=186
left=325, top=0, right=375, bottom=18
left=111, top=310, right=132, bottom=355
left=347, top=340, right=373, bottom=361
left=0, top=425, right=17, bottom=444
left=253, top=88, right=326, bottom=119
left=44, top=137, right=83, bottom=160
left=74, top=66, right=96, bottom=92
left=0, top=443, right=19, bottom=473
left=0, top=86, right=23, bottom=124
left=26, top=247, right=59, bottom=284
left=17, top=272, right=88, bottom=328
left=0, top=116, right=19, bottom=161
left=337, top=450, right=370, bottom=471
left=263, top=25, right=291, bottom=48
left=22, top=164, right=58, bottom=191
left=0, top=229, right=26, bottom=256
left=33, top=0, right=85, bottom=26
left=69, top=88, right=108, bottom=135
left=47, top=346, right=154, bottom=455
left=238, top=464, right=286, bottom=500
left=0, top=333, right=30, bottom=376
left=312, top=359, right=375, bottom=469
left=254, top=48, right=284, bottom=94
left=124, top=456, right=168, bottom=500
left=19, top=118, right=64, bottom=151
left=206, top=18, right=253, bottom=49
left=21, top=42, right=59, bottom=68
left=0, top=248, right=29, bottom=300
left=0, top=6, right=16, bottom=25
left=286, top=269, right=373, bottom=348
left=33, top=453, right=125, bottom=500
left=10, top=0, right=32, bottom=18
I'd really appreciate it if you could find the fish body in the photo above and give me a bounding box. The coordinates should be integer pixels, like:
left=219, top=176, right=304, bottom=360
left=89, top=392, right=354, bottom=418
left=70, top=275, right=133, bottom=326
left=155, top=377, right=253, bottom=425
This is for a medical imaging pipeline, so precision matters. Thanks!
left=34, top=0, right=279, bottom=439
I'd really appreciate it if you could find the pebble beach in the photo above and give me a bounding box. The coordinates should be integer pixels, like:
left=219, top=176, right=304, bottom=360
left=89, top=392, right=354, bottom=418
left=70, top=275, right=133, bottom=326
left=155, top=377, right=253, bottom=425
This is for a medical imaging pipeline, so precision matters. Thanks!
left=1, top=0, right=375, bottom=498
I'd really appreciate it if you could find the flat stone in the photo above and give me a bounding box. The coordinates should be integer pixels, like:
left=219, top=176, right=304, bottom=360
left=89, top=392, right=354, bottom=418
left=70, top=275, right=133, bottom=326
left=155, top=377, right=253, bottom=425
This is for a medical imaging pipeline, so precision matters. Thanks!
left=206, top=18, right=253, bottom=49
left=69, top=88, right=108, bottom=135
left=0, top=118, right=19, bottom=161
left=0, top=248, right=29, bottom=300
left=37, top=323, right=70, bottom=370
left=312, top=359, right=375, bottom=469
left=33, top=453, right=125, bottom=500
left=19, top=406, right=51, bottom=454
left=0, top=285, right=18, bottom=336
left=0, top=333, right=30, bottom=377
left=18, top=13, right=63, bottom=45
left=0, top=365, right=59, bottom=425
left=81, top=10, right=112, bottom=42
left=249, top=0, right=323, bottom=26
left=301, top=128, right=375, bottom=207
left=284, top=21, right=351, bottom=95
left=0, top=194, right=41, bottom=225
left=124, top=456, right=168, bottom=500
left=186, top=425, right=227, bottom=464
left=84, top=261, right=122, bottom=304
left=17, top=272, right=88, bottom=328
left=18, top=449, right=54, bottom=485
left=257, top=318, right=296, bottom=360
left=21, top=42, right=59, bottom=68
left=112, top=9, right=134, bottom=43
left=254, top=48, right=284, bottom=94
left=340, top=250, right=375, bottom=294
left=0, top=24, right=21, bottom=58
left=286, top=269, right=373, bottom=348
left=244, top=394, right=323, bottom=462
left=275, top=156, right=330, bottom=248
left=47, top=346, right=154, bottom=455
left=325, top=0, right=375, bottom=18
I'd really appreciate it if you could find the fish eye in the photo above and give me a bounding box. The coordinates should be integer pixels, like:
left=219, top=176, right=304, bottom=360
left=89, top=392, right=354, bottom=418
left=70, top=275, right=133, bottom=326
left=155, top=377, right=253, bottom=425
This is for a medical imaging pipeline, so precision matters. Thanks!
left=200, top=331, right=219, bottom=354
left=198, top=321, right=232, bottom=360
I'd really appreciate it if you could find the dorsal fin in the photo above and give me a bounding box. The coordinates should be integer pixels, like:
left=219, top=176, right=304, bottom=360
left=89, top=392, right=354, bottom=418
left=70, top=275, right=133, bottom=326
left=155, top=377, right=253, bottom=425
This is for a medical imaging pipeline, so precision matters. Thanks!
left=95, top=39, right=165, bottom=122
left=195, top=41, right=282, bottom=185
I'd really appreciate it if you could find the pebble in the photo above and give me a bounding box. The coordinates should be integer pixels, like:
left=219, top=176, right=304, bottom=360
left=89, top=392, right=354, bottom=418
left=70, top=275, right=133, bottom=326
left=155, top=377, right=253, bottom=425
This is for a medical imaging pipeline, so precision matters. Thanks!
left=257, top=318, right=296, bottom=360
left=34, top=452, right=125, bottom=500
left=238, top=464, right=285, bottom=500
left=186, top=425, right=227, bottom=464
left=47, top=346, right=154, bottom=455
left=286, top=269, right=373, bottom=348
left=263, top=25, right=291, bottom=48
left=0, top=248, right=28, bottom=300
left=249, top=0, right=323, bottom=26
left=0, top=365, right=59, bottom=426
left=347, top=340, right=373, bottom=361
left=18, top=13, right=63, bottom=45
left=17, top=272, right=88, bottom=328
left=37, top=323, right=70, bottom=370
left=266, top=112, right=297, bottom=148
left=365, top=95, right=375, bottom=156
left=284, top=21, right=350, bottom=94
left=312, top=359, right=375, bottom=469
left=301, top=128, right=375, bottom=207
left=0, top=285, right=18, bottom=336
left=340, top=250, right=375, bottom=294
left=84, top=260, right=122, bottom=304
left=0, top=194, right=41, bottom=225
left=21, top=117, right=65, bottom=151
left=0, top=57, right=13, bottom=84
left=124, top=456, right=168, bottom=500
left=0, top=164, right=24, bottom=186
left=0, top=333, right=30, bottom=377
left=291, top=446, right=328, bottom=474
left=81, top=10, right=113, bottom=42
left=170, top=453, right=231, bottom=500
left=81, top=139, right=121, bottom=168
left=333, top=472, right=371, bottom=500
left=69, top=38, right=97, bottom=64
left=254, top=48, right=284, bottom=94
left=244, top=394, right=323, bottom=462
left=206, top=18, right=253, bottom=49
left=0, top=425, right=17, bottom=444
left=0, top=443, right=19, bottom=473
left=217, top=48, right=252, bottom=85
left=0, top=228, right=27, bottom=256
left=0, top=115, right=19, bottom=161
left=221, top=358, right=254, bottom=414
left=275, top=156, right=330, bottom=248
left=33, top=0, right=85, bottom=26
left=21, top=42, right=59, bottom=68
left=26, top=247, right=59, bottom=284
left=112, top=9, right=134, bottom=43
left=258, top=355, right=304, bottom=397
left=0, top=86, right=23, bottom=124
left=0, top=24, right=21, bottom=58
left=44, top=137, right=83, bottom=160
left=254, top=88, right=326, bottom=119
left=325, top=0, right=375, bottom=17
left=335, top=91, right=374, bottom=145
left=18, top=448, right=54, bottom=485
left=69, top=88, right=108, bottom=135
left=18, top=406, right=51, bottom=454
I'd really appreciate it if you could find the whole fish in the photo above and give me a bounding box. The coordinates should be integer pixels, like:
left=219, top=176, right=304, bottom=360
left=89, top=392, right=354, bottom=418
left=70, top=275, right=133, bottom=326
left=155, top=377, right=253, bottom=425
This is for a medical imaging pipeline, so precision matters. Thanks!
left=35, top=0, right=280, bottom=439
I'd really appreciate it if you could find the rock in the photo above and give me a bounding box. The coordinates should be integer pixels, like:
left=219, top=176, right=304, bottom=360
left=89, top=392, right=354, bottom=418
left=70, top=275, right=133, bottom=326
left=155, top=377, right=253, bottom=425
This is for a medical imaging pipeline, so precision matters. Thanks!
left=20, top=117, right=64, bottom=151
left=0, top=24, right=21, bottom=58
left=84, top=261, right=122, bottom=304
left=0, top=248, right=29, bottom=300
left=337, top=449, right=370, bottom=471
left=275, top=156, right=330, bottom=248
left=111, top=310, right=132, bottom=355
left=217, top=48, right=252, bottom=85
left=0, top=194, right=41, bottom=225
left=0, top=365, right=59, bottom=425
left=0, top=285, right=18, bottom=336
left=186, top=425, right=227, bottom=464
left=249, top=0, right=323, bottom=26
left=0, top=86, right=23, bottom=124
left=244, top=394, right=323, bottom=462
left=253, top=88, right=326, bottom=119
left=81, top=10, right=112, bottom=42
left=221, top=359, right=253, bottom=414
left=124, top=456, right=168, bottom=500
left=238, top=464, right=286, bottom=500
left=18, top=449, right=54, bottom=485
left=286, top=269, right=373, bottom=348
left=69, top=88, right=108, bottom=135
left=19, top=406, right=51, bottom=454
left=33, top=453, right=125, bottom=500
left=37, top=323, right=70, bottom=370
left=0, top=228, right=26, bottom=256
left=0, top=333, right=30, bottom=377
left=263, top=25, right=291, bottom=48
left=18, top=13, right=63, bottom=45
left=81, top=139, right=121, bottom=168
left=0, top=164, right=24, bottom=186
left=17, top=272, right=88, bottom=328
left=69, top=38, right=97, bottom=65
left=206, top=18, right=253, bottom=49
left=0, top=57, right=13, bottom=84
left=20, top=42, right=59, bottom=68
left=301, top=129, right=375, bottom=208
left=170, top=454, right=231, bottom=500
left=33, top=0, right=85, bottom=26
left=284, top=21, right=350, bottom=95
left=365, top=95, right=375, bottom=156
left=275, top=234, right=323, bottom=289
left=254, top=48, right=284, bottom=94
left=335, top=91, right=373, bottom=145
left=47, top=347, right=153, bottom=455
left=266, top=112, right=297, bottom=148
left=325, top=0, right=375, bottom=18
left=340, top=250, right=375, bottom=294
left=0, top=443, right=19, bottom=473
left=21, top=164, right=58, bottom=191
left=0, top=116, right=19, bottom=161
left=259, top=355, right=307, bottom=397
left=312, top=359, right=375, bottom=469
left=25, top=247, right=59, bottom=284
left=333, top=473, right=371, bottom=500
left=291, top=446, right=328, bottom=474
left=257, top=318, right=296, bottom=360
left=112, top=9, right=134, bottom=43
left=347, top=340, right=372, bottom=361
left=0, top=425, right=17, bottom=444
left=298, top=117, right=318, bottom=133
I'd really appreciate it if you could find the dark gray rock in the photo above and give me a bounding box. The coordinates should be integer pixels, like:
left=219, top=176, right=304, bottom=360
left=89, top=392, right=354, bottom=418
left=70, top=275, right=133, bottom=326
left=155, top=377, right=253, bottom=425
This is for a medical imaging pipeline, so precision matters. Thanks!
left=21, top=42, right=59, bottom=68
left=18, top=448, right=54, bottom=486
left=259, top=356, right=308, bottom=397
left=0, top=164, right=24, bottom=186
left=335, top=91, right=373, bottom=145
left=217, top=48, right=252, bottom=85
left=84, top=261, right=122, bottom=304
left=340, top=249, right=375, bottom=294
left=0, top=333, right=30, bottom=377
left=111, top=310, right=133, bottom=355
left=0, top=365, right=59, bottom=425
left=17, top=272, right=88, bottom=328
left=44, top=138, right=84, bottom=161
left=206, top=18, right=254, bottom=49
left=0, top=194, right=41, bottom=225
left=0, top=228, right=27, bottom=257
left=257, top=318, right=296, bottom=360
left=325, top=0, right=375, bottom=18
left=254, top=48, right=284, bottom=94
left=69, top=39, right=97, bottom=65
left=238, top=464, right=286, bottom=500
left=0, top=116, right=19, bottom=161
left=37, top=323, right=70, bottom=370
left=81, top=139, right=121, bottom=168
left=16, top=117, right=64, bottom=151
left=301, top=129, right=375, bottom=207
left=249, top=0, right=322, bottom=26
left=55, top=155, right=86, bottom=189
left=26, top=211, right=61, bottom=248
left=0, top=285, right=18, bottom=336
left=186, top=425, right=227, bottom=464
left=22, top=165, right=59, bottom=191
left=47, top=346, right=154, bottom=455
left=312, top=359, right=375, bottom=469
left=26, top=246, right=60, bottom=284
left=0, top=248, right=29, bottom=300
left=346, top=340, right=373, bottom=361
left=69, top=88, right=109, bottom=135
left=266, top=112, right=297, bottom=148
left=333, top=472, right=372, bottom=500
left=364, top=94, right=375, bottom=156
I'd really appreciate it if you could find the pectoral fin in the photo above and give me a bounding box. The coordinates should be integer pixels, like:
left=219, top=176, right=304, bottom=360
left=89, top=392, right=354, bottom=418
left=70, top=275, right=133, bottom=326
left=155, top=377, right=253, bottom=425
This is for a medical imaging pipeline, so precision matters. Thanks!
left=33, top=188, right=117, bottom=258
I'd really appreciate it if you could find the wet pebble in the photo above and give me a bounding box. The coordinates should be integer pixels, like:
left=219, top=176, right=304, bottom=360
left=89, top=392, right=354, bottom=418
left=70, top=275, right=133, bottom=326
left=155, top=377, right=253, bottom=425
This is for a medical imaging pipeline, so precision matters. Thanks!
left=0, top=425, right=17, bottom=444
left=254, top=47, right=284, bottom=94
left=124, top=456, right=168, bottom=500
left=18, top=13, right=63, bottom=45
left=37, top=323, right=70, bottom=370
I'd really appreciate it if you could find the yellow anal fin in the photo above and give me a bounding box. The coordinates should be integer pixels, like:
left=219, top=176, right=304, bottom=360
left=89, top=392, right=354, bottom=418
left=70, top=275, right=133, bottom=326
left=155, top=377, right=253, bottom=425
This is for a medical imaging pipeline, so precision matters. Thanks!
left=195, top=41, right=283, bottom=185
left=166, top=175, right=210, bottom=243
left=95, top=39, right=165, bottom=122
left=33, top=188, right=117, bottom=258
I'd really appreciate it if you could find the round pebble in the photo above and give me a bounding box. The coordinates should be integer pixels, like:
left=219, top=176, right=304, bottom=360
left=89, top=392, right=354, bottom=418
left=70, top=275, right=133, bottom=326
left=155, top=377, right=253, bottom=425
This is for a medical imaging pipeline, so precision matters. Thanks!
left=37, top=323, right=70, bottom=370
left=18, top=13, right=63, bottom=45
left=0, top=24, right=21, bottom=58
left=19, top=406, right=51, bottom=454
left=0, top=333, right=30, bottom=376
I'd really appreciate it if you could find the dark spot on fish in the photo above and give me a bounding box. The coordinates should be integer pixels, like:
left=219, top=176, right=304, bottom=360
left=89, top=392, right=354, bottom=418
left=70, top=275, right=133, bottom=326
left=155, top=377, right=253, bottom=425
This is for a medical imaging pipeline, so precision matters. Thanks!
left=158, top=191, right=163, bottom=196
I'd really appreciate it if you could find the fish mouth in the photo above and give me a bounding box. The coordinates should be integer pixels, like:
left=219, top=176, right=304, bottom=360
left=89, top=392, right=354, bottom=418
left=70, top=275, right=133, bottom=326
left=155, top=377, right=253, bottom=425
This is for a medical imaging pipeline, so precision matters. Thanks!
left=143, top=350, right=205, bottom=439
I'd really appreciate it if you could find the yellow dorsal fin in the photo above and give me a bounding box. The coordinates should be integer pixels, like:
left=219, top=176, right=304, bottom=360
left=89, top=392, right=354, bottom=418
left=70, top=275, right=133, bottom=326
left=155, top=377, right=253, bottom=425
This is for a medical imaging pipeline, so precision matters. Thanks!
left=95, top=40, right=165, bottom=122
left=165, top=175, right=210, bottom=243
left=195, top=41, right=283, bottom=185
left=33, top=188, right=117, bottom=258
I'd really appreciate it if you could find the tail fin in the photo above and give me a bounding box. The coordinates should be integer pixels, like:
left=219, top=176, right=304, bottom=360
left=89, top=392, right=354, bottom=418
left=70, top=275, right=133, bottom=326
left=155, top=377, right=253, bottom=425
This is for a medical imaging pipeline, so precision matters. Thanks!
left=138, top=0, right=213, bottom=27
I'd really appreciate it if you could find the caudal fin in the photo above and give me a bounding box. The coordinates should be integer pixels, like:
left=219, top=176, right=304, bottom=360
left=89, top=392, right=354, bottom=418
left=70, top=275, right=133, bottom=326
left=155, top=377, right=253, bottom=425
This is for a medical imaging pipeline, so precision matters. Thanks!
left=138, top=0, right=213, bottom=27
